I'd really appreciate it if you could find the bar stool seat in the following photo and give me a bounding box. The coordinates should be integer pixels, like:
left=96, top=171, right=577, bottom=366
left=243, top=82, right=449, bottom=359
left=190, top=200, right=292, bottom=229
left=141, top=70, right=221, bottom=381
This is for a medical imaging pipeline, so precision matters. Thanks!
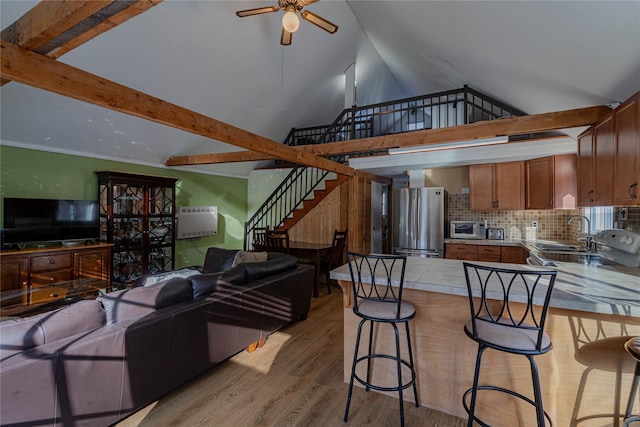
left=343, top=252, right=418, bottom=427
left=461, top=262, right=557, bottom=427
left=624, top=337, right=640, bottom=427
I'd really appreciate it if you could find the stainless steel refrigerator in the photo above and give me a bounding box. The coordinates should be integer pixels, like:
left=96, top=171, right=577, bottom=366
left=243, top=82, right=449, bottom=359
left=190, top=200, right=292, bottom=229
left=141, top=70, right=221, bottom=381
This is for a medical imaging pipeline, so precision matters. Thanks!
left=395, top=187, right=445, bottom=258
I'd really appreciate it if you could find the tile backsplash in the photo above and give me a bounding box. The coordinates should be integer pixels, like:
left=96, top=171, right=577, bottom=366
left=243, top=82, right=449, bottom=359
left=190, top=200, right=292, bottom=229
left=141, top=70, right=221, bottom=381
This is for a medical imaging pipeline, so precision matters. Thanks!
left=615, top=206, right=640, bottom=232
left=447, top=194, right=640, bottom=242
left=447, top=194, right=640, bottom=241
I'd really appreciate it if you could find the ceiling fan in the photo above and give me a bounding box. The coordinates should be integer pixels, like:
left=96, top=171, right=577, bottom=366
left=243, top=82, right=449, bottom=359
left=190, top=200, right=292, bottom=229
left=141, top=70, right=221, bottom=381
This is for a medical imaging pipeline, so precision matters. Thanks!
left=236, top=0, right=338, bottom=46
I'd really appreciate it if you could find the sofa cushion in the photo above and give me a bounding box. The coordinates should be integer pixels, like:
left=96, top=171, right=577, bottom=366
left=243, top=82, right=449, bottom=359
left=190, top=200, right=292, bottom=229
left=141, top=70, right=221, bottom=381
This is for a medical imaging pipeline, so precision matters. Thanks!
left=190, top=267, right=247, bottom=298
left=240, top=252, right=298, bottom=282
left=0, top=300, right=105, bottom=358
left=98, top=277, right=193, bottom=324
left=141, top=268, right=201, bottom=287
left=231, top=250, right=268, bottom=268
left=202, top=247, right=239, bottom=273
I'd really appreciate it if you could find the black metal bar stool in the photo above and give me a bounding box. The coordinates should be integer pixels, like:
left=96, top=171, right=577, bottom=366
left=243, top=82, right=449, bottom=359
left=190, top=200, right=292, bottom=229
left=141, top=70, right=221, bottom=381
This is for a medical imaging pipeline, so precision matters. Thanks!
left=624, top=337, right=640, bottom=426
left=343, top=252, right=419, bottom=427
left=461, top=262, right=557, bottom=427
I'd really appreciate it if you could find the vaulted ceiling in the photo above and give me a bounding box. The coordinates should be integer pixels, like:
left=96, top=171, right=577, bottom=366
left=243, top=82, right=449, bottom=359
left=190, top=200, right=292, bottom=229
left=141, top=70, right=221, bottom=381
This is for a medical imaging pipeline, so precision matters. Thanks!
left=1, top=1, right=639, bottom=179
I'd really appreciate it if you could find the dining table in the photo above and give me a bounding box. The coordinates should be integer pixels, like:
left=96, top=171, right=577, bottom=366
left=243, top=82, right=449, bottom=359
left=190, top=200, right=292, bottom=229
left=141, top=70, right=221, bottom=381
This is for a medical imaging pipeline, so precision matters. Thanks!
left=287, top=241, right=333, bottom=298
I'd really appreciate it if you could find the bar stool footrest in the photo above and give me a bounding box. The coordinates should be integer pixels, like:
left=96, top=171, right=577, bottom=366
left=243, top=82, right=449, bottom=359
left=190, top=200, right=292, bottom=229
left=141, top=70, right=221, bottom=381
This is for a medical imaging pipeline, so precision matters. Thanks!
left=353, top=353, right=417, bottom=394
left=462, top=385, right=553, bottom=427
left=626, top=415, right=640, bottom=427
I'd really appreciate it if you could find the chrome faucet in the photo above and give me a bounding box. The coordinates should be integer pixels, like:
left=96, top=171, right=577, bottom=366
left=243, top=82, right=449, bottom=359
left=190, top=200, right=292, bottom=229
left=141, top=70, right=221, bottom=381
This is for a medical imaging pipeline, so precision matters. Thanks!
left=568, top=214, right=596, bottom=252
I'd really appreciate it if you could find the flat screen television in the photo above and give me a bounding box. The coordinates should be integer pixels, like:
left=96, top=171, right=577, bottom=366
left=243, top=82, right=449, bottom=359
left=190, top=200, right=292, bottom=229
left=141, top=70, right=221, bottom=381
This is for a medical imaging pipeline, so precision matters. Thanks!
left=1, top=198, right=100, bottom=245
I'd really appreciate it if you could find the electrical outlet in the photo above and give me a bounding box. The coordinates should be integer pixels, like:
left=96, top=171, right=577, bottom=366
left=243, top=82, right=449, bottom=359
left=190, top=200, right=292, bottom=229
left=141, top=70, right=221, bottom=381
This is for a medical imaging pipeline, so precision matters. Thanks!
left=532, top=221, right=538, bottom=229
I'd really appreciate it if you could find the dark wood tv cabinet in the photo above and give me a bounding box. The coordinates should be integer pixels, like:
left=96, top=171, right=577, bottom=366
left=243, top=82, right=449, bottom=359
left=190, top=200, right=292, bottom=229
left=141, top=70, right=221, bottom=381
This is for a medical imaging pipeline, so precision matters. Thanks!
left=0, top=244, right=113, bottom=306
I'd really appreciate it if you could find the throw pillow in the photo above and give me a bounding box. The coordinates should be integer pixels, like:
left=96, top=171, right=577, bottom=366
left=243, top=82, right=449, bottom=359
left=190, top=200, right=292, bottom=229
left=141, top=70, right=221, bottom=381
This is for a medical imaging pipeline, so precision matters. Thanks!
left=231, top=251, right=268, bottom=268
left=142, top=268, right=200, bottom=287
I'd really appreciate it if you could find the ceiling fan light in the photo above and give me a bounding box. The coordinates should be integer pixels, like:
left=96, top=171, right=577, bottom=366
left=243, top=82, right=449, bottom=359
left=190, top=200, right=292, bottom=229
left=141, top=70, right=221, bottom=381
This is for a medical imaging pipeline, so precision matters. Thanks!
left=282, top=8, right=300, bottom=33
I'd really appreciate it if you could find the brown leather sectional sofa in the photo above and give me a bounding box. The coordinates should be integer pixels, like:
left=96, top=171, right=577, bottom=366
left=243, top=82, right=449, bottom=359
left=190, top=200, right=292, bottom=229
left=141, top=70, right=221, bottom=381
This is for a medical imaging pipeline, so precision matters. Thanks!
left=0, top=248, right=314, bottom=426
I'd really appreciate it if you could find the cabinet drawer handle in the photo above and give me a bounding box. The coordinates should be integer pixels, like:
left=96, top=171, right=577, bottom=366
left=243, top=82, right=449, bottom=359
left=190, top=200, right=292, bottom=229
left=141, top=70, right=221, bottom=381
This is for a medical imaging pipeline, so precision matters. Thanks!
left=50, top=293, right=58, bottom=298
left=49, top=259, right=56, bottom=264
left=628, top=182, right=638, bottom=199
left=587, top=189, right=594, bottom=203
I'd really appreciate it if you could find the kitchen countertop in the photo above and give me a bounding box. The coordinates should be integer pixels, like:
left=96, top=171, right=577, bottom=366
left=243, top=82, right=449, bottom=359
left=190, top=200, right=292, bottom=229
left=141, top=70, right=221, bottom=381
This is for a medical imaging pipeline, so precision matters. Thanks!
left=331, top=256, right=640, bottom=317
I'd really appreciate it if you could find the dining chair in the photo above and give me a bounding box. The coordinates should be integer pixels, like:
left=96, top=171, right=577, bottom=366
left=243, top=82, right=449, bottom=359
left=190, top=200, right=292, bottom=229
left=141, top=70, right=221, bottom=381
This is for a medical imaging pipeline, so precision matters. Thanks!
left=462, top=262, right=557, bottom=427
left=319, top=229, right=348, bottom=294
left=252, top=226, right=269, bottom=251
left=343, top=252, right=418, bottom=427
left=266, top=229, right=290, bottom=254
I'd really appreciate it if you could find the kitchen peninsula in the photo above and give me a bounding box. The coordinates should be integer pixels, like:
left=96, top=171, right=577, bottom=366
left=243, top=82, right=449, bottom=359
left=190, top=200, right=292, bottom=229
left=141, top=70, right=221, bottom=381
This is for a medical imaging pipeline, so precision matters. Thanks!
left=331, top=257, right=640, bottom=426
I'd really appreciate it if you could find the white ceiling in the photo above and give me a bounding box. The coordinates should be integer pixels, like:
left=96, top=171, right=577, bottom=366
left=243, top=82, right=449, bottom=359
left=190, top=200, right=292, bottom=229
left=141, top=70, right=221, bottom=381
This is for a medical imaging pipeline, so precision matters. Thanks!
left=1, top=1, right=639, bottom=179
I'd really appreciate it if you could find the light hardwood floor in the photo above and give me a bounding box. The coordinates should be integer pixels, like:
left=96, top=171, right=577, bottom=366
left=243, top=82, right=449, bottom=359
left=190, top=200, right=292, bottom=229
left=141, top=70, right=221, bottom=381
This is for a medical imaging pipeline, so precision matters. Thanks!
left=115, top=287, right=467, bottom=427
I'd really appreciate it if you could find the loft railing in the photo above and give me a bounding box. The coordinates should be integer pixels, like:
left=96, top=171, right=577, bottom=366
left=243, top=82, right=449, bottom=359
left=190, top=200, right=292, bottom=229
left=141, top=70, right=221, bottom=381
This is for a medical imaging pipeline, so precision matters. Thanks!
left=285, top=85, right=525, bottom=147
left=245, top=86, right=524, bottom=249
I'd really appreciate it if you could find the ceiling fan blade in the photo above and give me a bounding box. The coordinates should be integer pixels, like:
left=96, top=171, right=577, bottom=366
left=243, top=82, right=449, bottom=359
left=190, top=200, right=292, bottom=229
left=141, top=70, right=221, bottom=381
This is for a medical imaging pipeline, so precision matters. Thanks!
left=300, top=10, right=338, bottom=34
left=236, top=6, right=279, bottom=17
left=303, top=0, right=320, bottom=5
left=281, top=27, right=292, bottom=46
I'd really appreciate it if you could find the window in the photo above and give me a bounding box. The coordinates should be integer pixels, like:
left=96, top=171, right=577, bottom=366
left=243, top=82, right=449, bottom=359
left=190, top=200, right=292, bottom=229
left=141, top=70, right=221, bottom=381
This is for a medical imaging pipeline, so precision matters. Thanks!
left=581, top=207, right=614, bottom=233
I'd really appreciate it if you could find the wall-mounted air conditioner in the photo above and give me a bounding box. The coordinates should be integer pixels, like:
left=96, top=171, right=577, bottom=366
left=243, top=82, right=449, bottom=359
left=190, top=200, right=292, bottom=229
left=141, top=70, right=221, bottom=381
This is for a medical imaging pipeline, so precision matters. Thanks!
left=177, top=206, right=217, bottom=239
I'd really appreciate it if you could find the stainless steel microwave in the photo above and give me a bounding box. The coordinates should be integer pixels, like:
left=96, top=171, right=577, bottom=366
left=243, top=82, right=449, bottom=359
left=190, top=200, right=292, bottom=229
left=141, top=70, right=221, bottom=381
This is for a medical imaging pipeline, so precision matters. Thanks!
left=450, top=221, right=485, bottom=239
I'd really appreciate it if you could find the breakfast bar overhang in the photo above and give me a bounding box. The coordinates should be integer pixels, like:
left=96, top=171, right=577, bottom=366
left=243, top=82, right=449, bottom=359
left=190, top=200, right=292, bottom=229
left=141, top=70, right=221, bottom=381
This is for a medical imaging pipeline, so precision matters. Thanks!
left=331, top=257, right=640, bottom=426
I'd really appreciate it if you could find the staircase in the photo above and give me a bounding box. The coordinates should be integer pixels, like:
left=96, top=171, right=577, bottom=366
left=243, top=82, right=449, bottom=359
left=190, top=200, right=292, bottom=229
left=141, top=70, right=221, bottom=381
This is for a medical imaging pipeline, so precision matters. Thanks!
left=244, top=86, right=526, bottom=249
left=280, top=173, right=348, bottom=230
left=244, top=154, right=348, bottom=250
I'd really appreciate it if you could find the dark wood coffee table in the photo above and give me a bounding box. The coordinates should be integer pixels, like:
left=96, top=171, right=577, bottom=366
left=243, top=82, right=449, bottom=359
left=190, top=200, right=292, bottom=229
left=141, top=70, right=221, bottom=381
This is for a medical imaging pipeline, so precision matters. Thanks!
left=0, top=278, right=130, bottom=318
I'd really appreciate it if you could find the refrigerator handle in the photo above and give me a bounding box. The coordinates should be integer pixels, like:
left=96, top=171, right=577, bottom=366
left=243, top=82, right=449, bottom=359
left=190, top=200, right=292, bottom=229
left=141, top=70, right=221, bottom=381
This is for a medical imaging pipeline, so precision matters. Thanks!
left=416, top=190, right=421, bottom=241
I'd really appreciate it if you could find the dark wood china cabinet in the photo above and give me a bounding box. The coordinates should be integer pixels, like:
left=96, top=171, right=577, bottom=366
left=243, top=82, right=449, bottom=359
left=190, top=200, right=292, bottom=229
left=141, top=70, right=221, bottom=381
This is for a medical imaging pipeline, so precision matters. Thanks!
left=96, top=171, right=177, bottom=283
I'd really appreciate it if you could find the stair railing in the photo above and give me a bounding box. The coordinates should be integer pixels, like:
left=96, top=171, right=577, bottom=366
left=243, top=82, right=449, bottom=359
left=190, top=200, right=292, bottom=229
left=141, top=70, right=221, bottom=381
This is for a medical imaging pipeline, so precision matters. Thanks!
left=244, top=154, right=346, bottom=250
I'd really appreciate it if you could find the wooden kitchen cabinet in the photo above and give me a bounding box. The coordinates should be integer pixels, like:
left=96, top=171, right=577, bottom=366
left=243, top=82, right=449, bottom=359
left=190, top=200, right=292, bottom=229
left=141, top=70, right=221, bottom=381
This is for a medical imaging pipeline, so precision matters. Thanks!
left=577, top=111, right=615, bottom=206
left=477, top=245, right=501, bottom=262
left=445, top=243, right=478, bottom=261
left=470, top=161, right=525, bottom=210
left=613, top=92, right=640, bottom=205
left=525, top=154, right=577, bottom=210
left=501, top=246, right=528, bottom=264
left=445, top=243, right=528, bottom=264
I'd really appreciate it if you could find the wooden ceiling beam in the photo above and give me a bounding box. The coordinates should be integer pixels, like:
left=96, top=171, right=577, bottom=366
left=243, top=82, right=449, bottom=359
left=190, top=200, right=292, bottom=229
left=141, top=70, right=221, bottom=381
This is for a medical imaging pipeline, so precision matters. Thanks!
left=1, top=0, right=161, bottom=85
left=166, top=105, right=611, bottom=165
left=166, top=150, right=268, bottom=166
left=0, top=41, right=355, bottom=177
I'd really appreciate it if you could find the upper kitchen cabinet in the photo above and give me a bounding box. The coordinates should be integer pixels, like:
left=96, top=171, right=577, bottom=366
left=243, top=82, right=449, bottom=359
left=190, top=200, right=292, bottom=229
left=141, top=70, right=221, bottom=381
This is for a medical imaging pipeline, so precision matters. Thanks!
left=470, top=161, right=525, bottom=210
left=613, top=92, right=640, bottom=205
left=525, top=154, right=577, bottom=210
left=577, top=111, right=615, bottom=206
